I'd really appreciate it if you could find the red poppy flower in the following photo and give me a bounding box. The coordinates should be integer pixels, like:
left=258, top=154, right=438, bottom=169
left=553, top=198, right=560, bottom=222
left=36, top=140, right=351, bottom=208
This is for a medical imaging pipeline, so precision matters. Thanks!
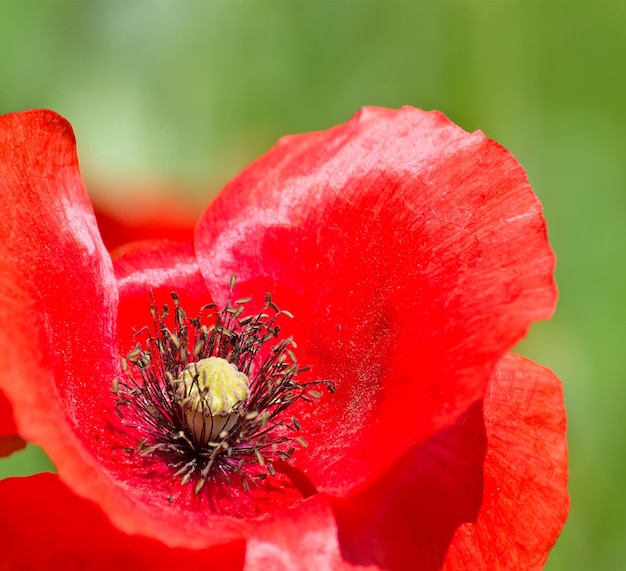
left=0, top=107, right=568, bottom=569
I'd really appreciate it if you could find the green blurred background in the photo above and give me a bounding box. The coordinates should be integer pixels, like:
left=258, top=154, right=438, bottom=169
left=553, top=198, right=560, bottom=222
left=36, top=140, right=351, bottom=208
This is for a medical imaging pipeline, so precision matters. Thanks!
left=1, top=1, right=623, bottom=569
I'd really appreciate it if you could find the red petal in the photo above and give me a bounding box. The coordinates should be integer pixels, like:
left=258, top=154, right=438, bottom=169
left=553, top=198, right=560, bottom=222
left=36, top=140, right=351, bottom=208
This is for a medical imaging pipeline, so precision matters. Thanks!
left=0, top=386, right=25, bottom=457
left=0, top=113, right=238, bottom=552
left=244, top=494, right=373, bottom=571
left=0, top=111, right=230, bottom=552
left=334, top=398, right=486, bottom=570
left=0, top=387, right=24, bottom=456
left=443, top=354, right=569, bottom=570
left=0, top=390, right=17, bottom=435
left=0, top=473, right=245, bottom=571
left=0, top=110, right=122, bottom=492
left=194, top=106, right=557, bottom=494
left=113, top=239, right=213, bottom=351
left=333, top=354, right=568, bottom=570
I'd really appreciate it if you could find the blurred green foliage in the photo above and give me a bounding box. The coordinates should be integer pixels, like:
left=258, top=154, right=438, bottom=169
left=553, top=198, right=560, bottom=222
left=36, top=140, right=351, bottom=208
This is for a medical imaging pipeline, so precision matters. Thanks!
left=1, top=1, right=625, bottom=569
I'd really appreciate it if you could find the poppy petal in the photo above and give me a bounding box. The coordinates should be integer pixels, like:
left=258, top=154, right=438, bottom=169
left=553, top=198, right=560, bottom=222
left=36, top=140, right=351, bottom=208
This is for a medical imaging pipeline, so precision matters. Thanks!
left=0, top=110, right=122, bottom=493
left=0, top=473, right=245, bottom=571
left=334, top=399, right=486, bottom=570
left=0, top=390, right=24, bottom=457
left=333, top=353, right=567, bottom=570
left=244, top=494, right=373, bottom=571
left=0, top=111, right=225, bottom=551
left=194, top=106, right=557, bottom=494
left=443, top=354, right=569, bottom=570
left=0, top=390, right=17, bottom=436
left=112, top=239, right=213, bottom=351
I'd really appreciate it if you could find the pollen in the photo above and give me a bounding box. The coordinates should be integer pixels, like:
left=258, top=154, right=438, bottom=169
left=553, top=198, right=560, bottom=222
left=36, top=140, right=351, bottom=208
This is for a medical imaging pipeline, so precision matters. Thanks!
left=174, top=357, right=249, bottom=445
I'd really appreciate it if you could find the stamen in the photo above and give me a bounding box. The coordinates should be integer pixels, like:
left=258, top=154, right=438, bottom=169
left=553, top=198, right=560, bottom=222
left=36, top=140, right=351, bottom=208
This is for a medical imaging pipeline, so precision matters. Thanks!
left=112, top=278, right=335, bottom=507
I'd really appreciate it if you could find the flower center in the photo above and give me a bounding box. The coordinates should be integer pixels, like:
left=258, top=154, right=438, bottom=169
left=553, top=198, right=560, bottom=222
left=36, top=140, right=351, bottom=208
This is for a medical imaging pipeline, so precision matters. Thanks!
left=112, top=277, right=334, bottom=504
left=174, top=357, right=249, bottom=446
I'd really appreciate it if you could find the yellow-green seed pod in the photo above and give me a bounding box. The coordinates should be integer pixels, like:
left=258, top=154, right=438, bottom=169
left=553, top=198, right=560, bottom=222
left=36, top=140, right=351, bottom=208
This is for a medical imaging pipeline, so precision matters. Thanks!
left=174, top=357, right=249, bottom=445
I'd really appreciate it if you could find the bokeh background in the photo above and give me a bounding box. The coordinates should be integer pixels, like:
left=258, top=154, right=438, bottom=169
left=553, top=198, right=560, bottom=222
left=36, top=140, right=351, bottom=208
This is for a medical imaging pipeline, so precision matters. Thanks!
left=1, top=1, right=624, bottom=569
